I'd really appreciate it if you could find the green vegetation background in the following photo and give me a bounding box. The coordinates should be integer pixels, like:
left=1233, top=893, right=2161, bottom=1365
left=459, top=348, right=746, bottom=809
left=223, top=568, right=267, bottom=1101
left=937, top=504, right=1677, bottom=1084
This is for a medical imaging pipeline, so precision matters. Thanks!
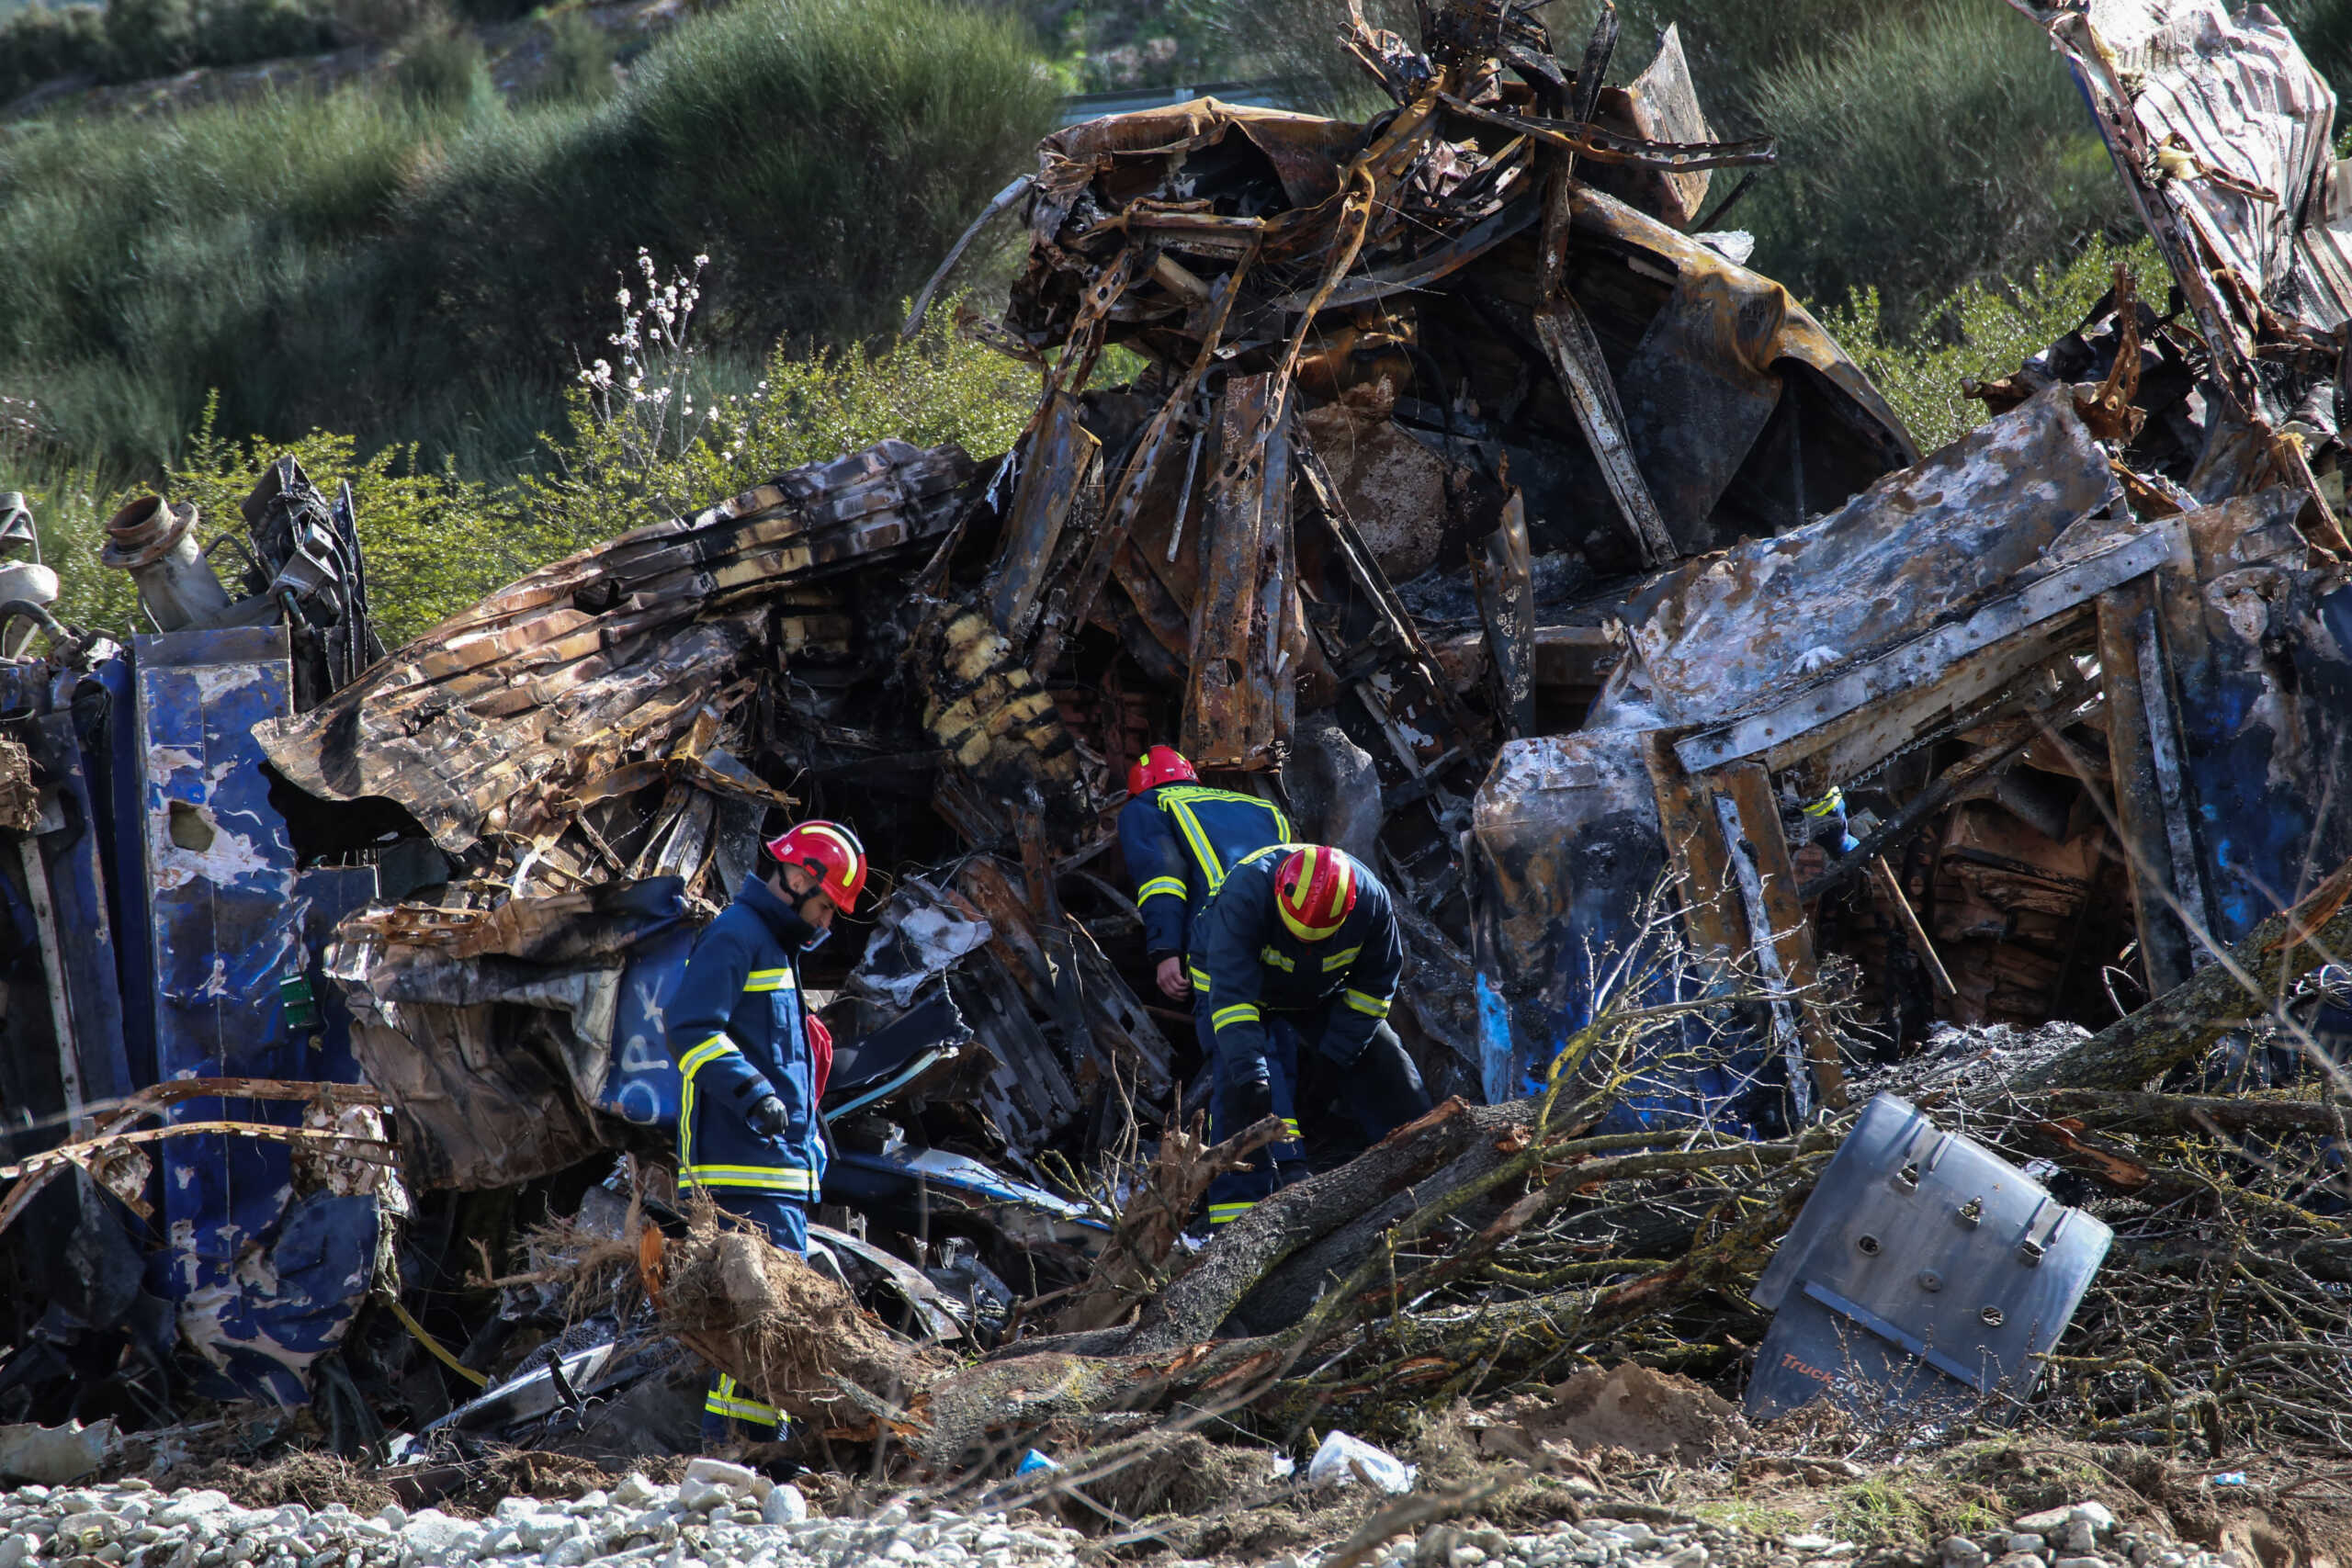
left=1, top=0, right=2344, bottom=645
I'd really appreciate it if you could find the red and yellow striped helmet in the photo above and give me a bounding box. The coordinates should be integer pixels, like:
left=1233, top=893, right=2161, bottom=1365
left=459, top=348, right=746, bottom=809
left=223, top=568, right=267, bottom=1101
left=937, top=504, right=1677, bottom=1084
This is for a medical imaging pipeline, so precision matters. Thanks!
left=1276, top=845, right=1356, bottom=942
left=764, top=818, right=868, bottom=909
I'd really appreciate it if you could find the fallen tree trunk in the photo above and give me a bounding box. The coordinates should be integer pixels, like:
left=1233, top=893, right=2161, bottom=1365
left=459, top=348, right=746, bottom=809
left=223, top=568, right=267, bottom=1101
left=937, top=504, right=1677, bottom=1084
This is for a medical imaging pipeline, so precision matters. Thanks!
left=2011, top=858, right=2352, bottom=1091
left=1053, top=1112, right=1284, bottom=1334
left=2041, top=1088, right=2348, bottom=1135
left=1117, top=1096, right=1531, bottom=1353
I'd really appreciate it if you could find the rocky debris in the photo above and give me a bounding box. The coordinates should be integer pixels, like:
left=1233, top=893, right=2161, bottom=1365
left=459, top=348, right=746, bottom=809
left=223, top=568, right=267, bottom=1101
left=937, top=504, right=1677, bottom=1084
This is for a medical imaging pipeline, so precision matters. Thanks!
left=0, top=1473, right=1091, bottom=1568
left=0, top=1469, right=2297, bottom=1568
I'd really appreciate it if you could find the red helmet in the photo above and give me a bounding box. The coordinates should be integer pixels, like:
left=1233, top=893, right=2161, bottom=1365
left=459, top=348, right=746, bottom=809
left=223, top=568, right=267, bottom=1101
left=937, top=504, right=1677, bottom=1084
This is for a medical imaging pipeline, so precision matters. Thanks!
left=764, top=819, right=868, bottom=909
left=1126, top=744, right=1198, bottom=797
left=1276, top=845, right=1357, bottom=942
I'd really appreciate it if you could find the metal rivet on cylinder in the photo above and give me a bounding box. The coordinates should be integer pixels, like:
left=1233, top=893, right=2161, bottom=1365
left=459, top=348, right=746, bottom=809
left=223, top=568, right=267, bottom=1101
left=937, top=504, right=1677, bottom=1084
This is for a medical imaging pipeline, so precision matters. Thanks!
left=1981, top=1305, right=2005, bottom=1326
left=1917, top=1269, right=1942, bottom=1292
left=1857, top=1234, right=1882, bottom=1256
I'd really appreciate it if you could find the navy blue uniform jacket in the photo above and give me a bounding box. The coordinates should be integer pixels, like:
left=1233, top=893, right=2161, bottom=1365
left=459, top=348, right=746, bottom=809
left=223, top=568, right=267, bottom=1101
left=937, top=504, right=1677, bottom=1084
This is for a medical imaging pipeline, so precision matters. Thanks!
left=1116, top=784, right=1291, bottom=961
left=1189, top=845, right=1404, bottom=1082
left=664, top=874, right=825, bottom=1199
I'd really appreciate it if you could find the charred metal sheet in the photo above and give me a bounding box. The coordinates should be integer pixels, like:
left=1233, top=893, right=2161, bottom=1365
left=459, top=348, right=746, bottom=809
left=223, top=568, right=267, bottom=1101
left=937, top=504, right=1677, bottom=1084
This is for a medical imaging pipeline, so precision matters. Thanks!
left=256, top=438, right=974, bottom=859
left=1473, top=491, right=1537, bottom=737
left=984, top=394, right=1102, bottom=646
left=1673, top=525, right=2172, bottom=777
left=2014, top=0, right=2342, bottom=327
left=1571, top=189, right=1922, bottom=477
left=1468, top=730, right=1780, bottom=1132
left=1585, top=25, right=1713, bottom=229
left=331, top=880, right=687, bottom=1190
left=1614, top=263, right=1790, bottom=549
left=1589, top=385, right=2116, bottom=739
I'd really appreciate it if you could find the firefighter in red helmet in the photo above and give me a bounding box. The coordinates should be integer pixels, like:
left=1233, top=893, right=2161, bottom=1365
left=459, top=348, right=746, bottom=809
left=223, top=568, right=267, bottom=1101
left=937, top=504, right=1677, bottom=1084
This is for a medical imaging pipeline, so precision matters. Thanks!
left=1188, top=843, right=1431, bottom=1226
left=665, top=818, right=866, bottom=1442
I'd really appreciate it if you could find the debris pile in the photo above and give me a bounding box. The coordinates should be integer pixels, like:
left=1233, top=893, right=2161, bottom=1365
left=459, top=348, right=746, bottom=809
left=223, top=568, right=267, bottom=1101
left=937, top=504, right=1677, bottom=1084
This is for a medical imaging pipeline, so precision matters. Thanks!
left=0, top=0, right=2347, bottom=1512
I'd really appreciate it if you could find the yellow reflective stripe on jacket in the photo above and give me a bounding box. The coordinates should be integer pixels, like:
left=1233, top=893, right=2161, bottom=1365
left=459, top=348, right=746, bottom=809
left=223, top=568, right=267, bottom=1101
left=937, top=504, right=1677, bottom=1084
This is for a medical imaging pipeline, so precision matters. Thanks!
left=1188, top=965, right=1212, bottom=992
left=1803, top=786, right=1846, bottom=818
left=679, top=1035, right=739, bottom=1078
left=1321, top=945, right=1361, bottom=972
left=1211, top=1002, right=1261, bottom=1032
left=1281, top=1119, right=1302, bottom=1139
left=1344, top=988, right=1392, bottom=1019
left=706, top=1373, right=781, bottom=1424
left=1137, top=875, right=1188, bottom=903
left=1163, top=796, right=1227, bottom=894
left=743, top=967, right=794, bottom=993
left=683, top=1165, right=820, bottom=1192
left=1260, top=946, right=1295, bottom=972
left=677, top=1033, right=741, bottom=1170
left=1207, top=1201, right=1255, bottom=1224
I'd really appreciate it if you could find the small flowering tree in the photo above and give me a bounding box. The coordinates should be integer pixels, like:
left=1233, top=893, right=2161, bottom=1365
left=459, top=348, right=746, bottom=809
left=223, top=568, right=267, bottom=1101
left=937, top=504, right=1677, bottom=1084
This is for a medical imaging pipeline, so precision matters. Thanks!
left=526, top=247, right=1033, bottom=547
left=568, top=248, right=720, bottom=525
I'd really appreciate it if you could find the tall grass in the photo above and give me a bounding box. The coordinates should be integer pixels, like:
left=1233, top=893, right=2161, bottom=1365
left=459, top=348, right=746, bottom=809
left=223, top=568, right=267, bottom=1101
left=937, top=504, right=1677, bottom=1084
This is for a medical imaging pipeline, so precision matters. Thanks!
left=1738, top=0, right=2132, bottom=330
left=0, top=0, right=1057, bottom=477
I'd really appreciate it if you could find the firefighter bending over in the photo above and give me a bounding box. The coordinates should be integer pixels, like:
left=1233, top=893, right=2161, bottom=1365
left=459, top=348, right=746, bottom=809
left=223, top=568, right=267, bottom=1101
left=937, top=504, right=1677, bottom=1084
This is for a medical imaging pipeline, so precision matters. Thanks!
left=666, top=818, right=865, bottom=1442
left=1191, top=843, right=1432, bottom=1226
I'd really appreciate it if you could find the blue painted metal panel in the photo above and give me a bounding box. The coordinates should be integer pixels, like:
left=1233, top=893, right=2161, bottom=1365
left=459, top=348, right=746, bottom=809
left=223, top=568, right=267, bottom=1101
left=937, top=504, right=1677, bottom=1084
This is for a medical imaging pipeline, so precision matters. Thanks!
left=130, top=626, right=376, bottom=1404
left=2163, top=502, right=2352, bottom=944
left=598, top=925, right=692, bottom=1131
left=1468, top=733, right=1781, bottom=1134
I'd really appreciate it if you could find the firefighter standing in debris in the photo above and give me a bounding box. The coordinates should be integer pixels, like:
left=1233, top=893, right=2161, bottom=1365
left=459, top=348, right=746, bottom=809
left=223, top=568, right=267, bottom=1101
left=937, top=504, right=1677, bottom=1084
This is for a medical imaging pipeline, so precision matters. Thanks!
left=666, top=818, right=865, bottom=1442
left=1192, top=842, right=1432, bottom=1226
left=1116, top=746, right=1307, bottom=1190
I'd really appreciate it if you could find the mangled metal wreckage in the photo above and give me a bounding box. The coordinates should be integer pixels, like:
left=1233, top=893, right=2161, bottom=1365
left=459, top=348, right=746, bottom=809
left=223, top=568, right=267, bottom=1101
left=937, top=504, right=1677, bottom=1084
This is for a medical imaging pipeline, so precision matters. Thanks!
left=0, top=0, right=2346, bottom=1448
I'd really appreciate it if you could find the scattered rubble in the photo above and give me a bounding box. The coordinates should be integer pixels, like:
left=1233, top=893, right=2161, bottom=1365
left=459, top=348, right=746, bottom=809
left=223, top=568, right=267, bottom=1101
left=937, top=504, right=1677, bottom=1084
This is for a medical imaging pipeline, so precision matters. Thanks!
left=0, top=0, right=2350, bottom=1532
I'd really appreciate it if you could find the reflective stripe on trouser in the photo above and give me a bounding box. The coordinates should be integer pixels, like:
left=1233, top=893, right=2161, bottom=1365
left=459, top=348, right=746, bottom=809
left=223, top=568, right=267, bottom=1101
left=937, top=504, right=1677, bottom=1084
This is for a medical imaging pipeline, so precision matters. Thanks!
left=701, top=1190, right=807, bottom=1441
left=1198, top=1004, right=1304, bottom=1226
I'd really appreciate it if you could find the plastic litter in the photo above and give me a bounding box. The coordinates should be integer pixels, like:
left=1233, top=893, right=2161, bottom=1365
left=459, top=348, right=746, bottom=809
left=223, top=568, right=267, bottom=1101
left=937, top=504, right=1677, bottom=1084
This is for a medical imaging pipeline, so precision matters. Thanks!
left=2211, top=1473, right=2249, bottom=1488
left=1306, top=1429, right=1417, bottom=1494
left=1016, top=1449, right=1060, bottom=1475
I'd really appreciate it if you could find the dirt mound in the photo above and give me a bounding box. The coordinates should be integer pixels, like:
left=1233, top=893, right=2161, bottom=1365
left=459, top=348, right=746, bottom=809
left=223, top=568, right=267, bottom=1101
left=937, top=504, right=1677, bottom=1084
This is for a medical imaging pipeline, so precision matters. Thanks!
left=1485, top=1363, right=1748, bottom=1466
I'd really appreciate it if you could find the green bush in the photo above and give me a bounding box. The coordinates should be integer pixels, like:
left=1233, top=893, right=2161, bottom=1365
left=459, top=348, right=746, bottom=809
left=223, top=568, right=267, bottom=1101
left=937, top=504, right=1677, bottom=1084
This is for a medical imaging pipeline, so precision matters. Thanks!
left=0, top=4, right=110, bottom=103
left=1, top=293, right=1036, bottom=644
left=1820, top=235, right=2165, bottom=453
left=391, top=19, right=494, bottom=109
left=525, top=7, right=615, bottom=103
left=0, top=0, right=1057, bottom=480
left=1739, top=0, right=2131, bottom=327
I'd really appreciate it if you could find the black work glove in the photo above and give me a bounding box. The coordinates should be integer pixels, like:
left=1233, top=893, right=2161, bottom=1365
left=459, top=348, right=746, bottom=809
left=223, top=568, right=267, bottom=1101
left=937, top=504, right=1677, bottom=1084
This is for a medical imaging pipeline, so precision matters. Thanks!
left=747, top=1095, right=791, bottom=1139
left=1227, top=1075, right=1276, bottom=1136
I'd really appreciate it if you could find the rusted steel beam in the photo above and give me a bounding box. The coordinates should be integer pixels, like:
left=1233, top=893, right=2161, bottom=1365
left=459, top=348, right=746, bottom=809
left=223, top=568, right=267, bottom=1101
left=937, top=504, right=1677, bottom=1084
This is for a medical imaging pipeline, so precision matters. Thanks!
left=1532, top=295, right=1679, bottom=567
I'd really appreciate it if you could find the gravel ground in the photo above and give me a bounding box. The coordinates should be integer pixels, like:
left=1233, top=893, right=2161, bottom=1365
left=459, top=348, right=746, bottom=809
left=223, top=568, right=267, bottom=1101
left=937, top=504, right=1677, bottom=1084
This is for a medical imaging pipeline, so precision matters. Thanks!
left=0, top=1467, right=2272, bottom=1568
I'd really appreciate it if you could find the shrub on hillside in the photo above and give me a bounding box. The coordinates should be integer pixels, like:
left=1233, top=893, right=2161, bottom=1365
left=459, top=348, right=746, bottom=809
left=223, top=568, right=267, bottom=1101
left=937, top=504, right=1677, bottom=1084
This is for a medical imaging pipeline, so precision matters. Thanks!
left=0, top=0, right=1057, bottom=479
left=392, top=18, right=493, bottom=109
left=525, top=7, right=615, bottom=103
left=1822, top=236, right=2165, bottom=452
left=1740, top=0, right=2131, bottom=326
left=0, top=278, right=1036, bottom=643
left=0, top=0, right=341, bottom=104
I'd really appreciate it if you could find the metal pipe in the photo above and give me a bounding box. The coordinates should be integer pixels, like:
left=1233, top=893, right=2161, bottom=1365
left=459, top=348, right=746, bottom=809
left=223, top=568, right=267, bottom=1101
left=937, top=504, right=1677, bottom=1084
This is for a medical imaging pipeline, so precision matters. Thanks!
left=99, top=495, right=232, bottom=632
